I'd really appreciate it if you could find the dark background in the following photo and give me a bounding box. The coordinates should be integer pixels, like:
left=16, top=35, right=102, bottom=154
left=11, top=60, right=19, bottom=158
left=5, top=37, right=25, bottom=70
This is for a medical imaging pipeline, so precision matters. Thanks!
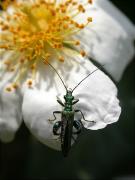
left=0, top=0, right=135, bottom=179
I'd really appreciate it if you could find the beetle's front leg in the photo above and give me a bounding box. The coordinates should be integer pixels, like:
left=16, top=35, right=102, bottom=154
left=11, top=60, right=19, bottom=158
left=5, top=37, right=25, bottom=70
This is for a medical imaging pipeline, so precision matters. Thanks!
left=57, top=97, right=65, bottom=107
left=48, top=111, right=61, bottom=122
left=75, top=110, right=96, bottom=124
left=72, top=99, right=79, bottom=105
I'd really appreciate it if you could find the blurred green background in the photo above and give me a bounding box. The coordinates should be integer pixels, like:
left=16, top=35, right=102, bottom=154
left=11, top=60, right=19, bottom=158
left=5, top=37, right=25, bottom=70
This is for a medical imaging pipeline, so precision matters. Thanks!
left=0, top=0, right=135, bottom=179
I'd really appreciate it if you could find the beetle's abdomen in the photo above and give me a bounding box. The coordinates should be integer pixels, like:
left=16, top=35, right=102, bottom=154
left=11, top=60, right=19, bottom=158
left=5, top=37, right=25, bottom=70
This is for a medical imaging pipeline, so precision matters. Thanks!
left=61, top=111, right=74, bottom=157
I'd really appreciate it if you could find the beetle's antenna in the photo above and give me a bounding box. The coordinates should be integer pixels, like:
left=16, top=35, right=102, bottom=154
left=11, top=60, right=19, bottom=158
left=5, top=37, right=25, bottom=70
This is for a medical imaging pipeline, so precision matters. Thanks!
left=42, top=57, right=68, bottom=92
left=72, top=64, right=105, bottom=92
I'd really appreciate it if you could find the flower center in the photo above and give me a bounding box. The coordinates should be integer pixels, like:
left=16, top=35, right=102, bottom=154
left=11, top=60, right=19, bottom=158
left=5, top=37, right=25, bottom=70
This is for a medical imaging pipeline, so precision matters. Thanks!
left=0, top=0, right=93, bottom=91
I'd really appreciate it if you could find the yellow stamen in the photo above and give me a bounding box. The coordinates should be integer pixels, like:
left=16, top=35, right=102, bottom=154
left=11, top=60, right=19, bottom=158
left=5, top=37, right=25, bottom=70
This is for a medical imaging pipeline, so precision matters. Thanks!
left=0, top=0, right=93, bottom=90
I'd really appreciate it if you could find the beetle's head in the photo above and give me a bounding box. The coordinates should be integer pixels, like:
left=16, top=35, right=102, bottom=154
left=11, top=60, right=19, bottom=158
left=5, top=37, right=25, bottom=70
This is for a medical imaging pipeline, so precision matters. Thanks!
left=64, top=88, right=74, bottom=101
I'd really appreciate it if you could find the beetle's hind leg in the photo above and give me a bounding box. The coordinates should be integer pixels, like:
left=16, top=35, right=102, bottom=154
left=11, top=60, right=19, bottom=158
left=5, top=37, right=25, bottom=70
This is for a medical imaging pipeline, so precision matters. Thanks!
left=48, top=111, right=61, bottom=122
left=52, top=136, right=61, bottom=141
left=53, top=121, right=62, bottom=135
left=52, top=121, right=61, bottom=141
left=72, top=120, right=83, bottom=134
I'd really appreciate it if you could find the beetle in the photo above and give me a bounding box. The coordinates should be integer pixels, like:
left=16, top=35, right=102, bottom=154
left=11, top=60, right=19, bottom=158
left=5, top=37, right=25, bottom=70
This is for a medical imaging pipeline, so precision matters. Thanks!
left=46, top=60, right=103, bottom=157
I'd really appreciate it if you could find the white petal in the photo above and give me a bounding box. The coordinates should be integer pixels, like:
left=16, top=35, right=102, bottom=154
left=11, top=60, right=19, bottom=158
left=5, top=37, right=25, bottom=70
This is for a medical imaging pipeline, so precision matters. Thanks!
left=75, top=0, right=135, bottom=81
left=0, top=54, right=22, bottom=142
left=0, top=84, right=22, bottom=142
left=22, top=56, right=121, bottom=150
left=23, top=90, right=61, bottom=150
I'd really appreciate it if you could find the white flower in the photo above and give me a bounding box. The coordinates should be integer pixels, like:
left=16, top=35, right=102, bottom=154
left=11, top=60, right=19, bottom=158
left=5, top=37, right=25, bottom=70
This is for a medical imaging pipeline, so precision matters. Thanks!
left=1, top=0, right=132, bottom=151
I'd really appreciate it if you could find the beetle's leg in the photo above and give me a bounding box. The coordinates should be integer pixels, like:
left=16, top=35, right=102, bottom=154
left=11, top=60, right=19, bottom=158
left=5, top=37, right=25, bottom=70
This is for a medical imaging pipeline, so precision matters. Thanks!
left=49, top=111, right=61, bottom=122
left=73, top=120, right=82, bottom=134
left=57, top=97, right=65, bottom=107
left=57, top=100, right=65, bottom=107
left=72, top=99, right=79, bottom=105
left=75, top=110, right=96, bottom=124
left=53, top=121, right=61, bottom=135
left=52, top=135, right=61, bottom=141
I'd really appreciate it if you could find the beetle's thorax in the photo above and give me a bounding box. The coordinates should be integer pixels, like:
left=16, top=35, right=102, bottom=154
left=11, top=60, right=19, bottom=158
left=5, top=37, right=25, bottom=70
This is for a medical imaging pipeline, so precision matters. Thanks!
left=64, top=90, right=74, bottom=111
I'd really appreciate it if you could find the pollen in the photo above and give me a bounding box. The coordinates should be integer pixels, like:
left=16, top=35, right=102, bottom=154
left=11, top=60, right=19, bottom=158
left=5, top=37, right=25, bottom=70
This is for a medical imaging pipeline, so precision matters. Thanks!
left=59, top=56, right=65, bottom=62
left=12, top=83, right=19, bottom=90
left=75, top=41, right=80, bottom=46
left=5, top=87, right=12, bottom=92
left=88, top=0, right=93, bottom=4
left=27, top=80, right=33, bottom=88
left=80, top=50, right=86, bottom=57
left=78, top=5, right=85, bottom=13
left=87, top=17, right=93, bottom=22
left=0, top=0, right=93, bottom=91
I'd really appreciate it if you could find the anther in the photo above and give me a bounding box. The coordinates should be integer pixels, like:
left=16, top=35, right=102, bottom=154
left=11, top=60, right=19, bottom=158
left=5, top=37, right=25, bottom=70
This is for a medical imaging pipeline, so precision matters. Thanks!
left=63, top=16, right=70, bottom=21
left=12, top=83, right=19, bottom=89
left=4, top=61, right=10, bottom=66
left=80, top=50, right=86, bottom=57
left=30, top=64, right=36, bottom=70
left=72, top=2, right=77, bottom=6
left=59, top=56, right=65, bottom=62
left=61, top=7, right=66, bottom=13
left=88, top=0, right=93, bottom=4
left=20, top=58, right=25, bottom=64
left=27, top=80, right=33, bottom=87
left=75, top=40, right=80, bottom=46
left=1, top=25, right=9, bottom=31
left=87, top=17, right=93, bottom=22
left=6, top=87, right=12, bottom=92
left=63, top=24, right=69, bottom=29
left=78, top=24, right=85, bottom=29
left=51, top=10, right=56, bottom=16
left=78, top=5, right=85, bottom=13
left=10, top=67, right=15, bottom=72
left=0, top=45, right=9, bottom=49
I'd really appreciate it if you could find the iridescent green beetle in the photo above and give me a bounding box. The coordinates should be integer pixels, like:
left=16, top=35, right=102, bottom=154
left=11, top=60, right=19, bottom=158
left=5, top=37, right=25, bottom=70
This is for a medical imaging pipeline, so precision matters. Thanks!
left=47, top=61, right=102, bottom=157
